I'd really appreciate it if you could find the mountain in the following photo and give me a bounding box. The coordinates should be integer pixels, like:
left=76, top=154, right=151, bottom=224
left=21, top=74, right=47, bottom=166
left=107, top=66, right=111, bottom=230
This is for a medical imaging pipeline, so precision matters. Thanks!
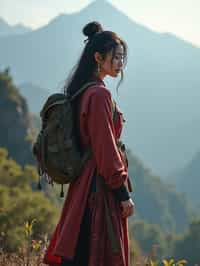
left=0, top=0, right=200, bottom=176
left=164, top=117, right=200, bottom=177
left=0, top=17, right=31, bottom=36
left=167, top=150, right=200, bottom=207
left=153, top=117, right=200, bottom=180
left=18, top=82, right=51, bottom=114
left=0, top=68, right=34, bottom=165
left=127, top=150, right=194, bottom=234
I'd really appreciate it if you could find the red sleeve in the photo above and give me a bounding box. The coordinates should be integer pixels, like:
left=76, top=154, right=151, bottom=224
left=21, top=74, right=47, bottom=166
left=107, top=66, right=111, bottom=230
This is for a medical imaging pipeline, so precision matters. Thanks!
left=87, top=87, right=128, bottom=190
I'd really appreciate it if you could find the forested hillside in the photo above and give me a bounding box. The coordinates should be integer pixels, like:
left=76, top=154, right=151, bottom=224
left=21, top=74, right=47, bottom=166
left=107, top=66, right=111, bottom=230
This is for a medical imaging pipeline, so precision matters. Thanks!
left=0, top=147, right=59, bottom=252
left=0, top=69, right=35, bottom=165
left=0, top=69, right=200, bottom=263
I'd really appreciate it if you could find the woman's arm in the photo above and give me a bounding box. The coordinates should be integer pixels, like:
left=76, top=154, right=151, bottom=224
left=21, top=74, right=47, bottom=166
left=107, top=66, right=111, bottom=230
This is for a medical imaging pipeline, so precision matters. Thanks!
left=113, top=184, right=130, bottom=201
left=87, top=87, right=129, bottom=190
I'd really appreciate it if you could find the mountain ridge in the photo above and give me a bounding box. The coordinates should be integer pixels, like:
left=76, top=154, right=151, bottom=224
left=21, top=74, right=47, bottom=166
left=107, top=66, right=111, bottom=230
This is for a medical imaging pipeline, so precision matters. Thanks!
left=167, top=149, right=200, bottom=206
left=0, top=17, right=31, bottom=36
left=0, top=0, right=199, bottom=176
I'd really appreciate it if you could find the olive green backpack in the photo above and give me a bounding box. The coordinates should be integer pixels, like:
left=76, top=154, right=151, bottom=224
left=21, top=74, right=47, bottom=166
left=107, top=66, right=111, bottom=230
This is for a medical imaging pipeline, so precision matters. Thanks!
left=33, top=82, right=99, bottom=197
left=33, top=81, right=120, bottom=197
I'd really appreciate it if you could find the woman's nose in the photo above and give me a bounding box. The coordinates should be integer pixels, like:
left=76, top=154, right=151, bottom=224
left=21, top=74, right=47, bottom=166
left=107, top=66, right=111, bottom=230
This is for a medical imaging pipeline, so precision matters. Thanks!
left=118, top=60, right=123, bottom=67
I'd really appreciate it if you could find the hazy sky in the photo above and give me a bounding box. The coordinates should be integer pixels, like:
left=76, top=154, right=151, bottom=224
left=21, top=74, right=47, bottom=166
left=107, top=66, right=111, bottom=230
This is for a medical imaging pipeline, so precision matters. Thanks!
left=1, top=0, right=200, bottom=47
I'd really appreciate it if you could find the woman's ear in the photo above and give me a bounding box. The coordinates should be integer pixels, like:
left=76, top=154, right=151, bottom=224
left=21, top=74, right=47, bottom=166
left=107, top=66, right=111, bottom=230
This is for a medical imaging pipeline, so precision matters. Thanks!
left=94, top=52, right=103, bottom=64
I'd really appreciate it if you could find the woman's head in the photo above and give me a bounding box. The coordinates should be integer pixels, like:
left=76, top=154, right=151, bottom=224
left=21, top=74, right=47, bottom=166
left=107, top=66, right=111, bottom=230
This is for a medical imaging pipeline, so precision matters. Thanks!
left=64, top=21, right=127, bottom=96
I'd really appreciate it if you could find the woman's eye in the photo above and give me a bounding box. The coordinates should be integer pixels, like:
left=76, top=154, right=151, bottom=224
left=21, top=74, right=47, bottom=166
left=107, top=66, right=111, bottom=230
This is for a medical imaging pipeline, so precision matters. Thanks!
left=115, top=55, right=124, bottom=61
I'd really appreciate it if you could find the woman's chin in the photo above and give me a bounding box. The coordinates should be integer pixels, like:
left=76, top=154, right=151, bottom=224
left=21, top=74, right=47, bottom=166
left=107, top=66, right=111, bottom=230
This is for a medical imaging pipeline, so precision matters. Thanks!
left=111, top=72, right=120, bottom=78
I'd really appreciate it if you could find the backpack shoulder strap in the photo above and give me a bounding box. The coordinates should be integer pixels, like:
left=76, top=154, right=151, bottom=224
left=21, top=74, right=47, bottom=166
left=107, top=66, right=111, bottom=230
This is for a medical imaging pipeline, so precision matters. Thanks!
left=70, top=81, right=100, bottom=101
left=70, top=81, right=117, bottom=123
left=112, top=100, right=118, bottom=122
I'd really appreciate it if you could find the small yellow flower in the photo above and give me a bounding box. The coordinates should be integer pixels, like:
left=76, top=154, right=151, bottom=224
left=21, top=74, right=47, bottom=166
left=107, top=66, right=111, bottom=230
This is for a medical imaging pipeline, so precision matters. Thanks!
left=150, top=260, right=158, bottom=266
left=162, top=259, right=187, bottom=266
left=32, top=239, right=43, bottom=251
left=24, top=219, right=36, bottom=237
left=176, top=259, right=187, bottom=266
left=162, top=259, right=175, bottom=266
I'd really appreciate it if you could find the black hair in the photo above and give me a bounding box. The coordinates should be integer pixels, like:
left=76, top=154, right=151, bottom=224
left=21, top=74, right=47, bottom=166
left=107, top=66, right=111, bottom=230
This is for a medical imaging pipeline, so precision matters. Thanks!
left=64, top=21, right=127, bottom=97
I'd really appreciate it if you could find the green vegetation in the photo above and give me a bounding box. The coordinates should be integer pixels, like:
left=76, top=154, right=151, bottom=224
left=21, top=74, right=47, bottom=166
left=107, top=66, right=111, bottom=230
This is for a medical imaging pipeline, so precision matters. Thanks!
left=2, top=146, right=197, bottom=262
left=0, top=70, right=200, bottom=263
left=173, top=220, right=200, bottom=264
left=130, top=220, right=171, bottom=258
left=0, top=68, right=25, bottom=107
left=0, top=68, right=35, bottom=165
left=0, top=148, right=59, bottom=252
left=129, top=217, right=200, bottom=263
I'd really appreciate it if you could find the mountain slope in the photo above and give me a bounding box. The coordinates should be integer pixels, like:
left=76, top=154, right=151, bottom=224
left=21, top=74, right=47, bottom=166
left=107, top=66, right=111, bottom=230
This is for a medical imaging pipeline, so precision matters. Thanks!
left=18, top=82, right=50, bottom=114
left=127, top=150, right=194, bottom=233
left=0, top=69, right=34, bottom=165
left=168, top=150, right=200, bottom=206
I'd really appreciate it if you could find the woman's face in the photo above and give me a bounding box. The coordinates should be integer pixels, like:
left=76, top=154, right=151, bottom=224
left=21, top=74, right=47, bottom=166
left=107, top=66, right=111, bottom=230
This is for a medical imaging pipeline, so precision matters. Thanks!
left=97, top=44, right=124, bottom=78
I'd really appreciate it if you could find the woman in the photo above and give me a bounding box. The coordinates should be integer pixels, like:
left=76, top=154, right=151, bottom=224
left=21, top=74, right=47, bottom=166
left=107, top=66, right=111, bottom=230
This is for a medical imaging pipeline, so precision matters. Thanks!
left=43, top=21, right=135, bottom=266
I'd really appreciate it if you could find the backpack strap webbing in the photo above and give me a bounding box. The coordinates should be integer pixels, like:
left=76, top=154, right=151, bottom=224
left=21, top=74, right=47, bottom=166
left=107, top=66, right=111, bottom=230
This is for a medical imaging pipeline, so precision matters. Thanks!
left=70, top=81, right=99, bottom=101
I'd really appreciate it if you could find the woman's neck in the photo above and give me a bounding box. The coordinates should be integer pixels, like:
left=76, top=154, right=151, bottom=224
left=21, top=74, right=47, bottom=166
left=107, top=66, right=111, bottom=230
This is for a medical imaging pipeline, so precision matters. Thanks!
left=92, top=73, right=105, bottom=83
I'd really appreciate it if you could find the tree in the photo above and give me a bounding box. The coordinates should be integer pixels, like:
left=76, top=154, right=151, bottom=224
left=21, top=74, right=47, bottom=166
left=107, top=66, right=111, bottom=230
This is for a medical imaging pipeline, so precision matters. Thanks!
left=130, top=220, right=168, bottom=258
left=173, top=220, right=200, bottom=264
left=0, top=148, right=59, bottom=252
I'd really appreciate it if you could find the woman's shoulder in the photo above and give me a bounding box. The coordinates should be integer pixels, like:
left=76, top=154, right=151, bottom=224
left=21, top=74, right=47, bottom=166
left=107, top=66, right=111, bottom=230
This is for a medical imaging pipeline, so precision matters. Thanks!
left=82, top=82, right=112, bottom=102
left=80, top=83, right=112, bottom=116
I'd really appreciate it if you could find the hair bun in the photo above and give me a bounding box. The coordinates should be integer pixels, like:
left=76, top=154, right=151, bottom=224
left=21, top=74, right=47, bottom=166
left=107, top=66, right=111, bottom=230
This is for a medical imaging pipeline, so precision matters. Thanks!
left=83, top=21, right=103, bottom=40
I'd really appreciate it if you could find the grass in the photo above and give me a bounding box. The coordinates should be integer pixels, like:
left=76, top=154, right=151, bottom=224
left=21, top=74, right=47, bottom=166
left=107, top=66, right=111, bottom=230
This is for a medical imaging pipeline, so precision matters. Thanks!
left=0, top=219, right=190, bottom=266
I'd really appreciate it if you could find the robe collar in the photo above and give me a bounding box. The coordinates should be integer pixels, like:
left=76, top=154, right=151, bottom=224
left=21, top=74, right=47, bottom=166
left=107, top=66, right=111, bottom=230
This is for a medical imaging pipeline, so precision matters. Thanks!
left=90, top=75, right=105, bottom=86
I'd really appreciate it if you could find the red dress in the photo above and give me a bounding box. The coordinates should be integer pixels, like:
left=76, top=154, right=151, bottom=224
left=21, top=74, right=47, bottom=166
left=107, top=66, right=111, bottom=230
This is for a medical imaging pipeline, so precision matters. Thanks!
left=43, top=80, right=131, bottom=266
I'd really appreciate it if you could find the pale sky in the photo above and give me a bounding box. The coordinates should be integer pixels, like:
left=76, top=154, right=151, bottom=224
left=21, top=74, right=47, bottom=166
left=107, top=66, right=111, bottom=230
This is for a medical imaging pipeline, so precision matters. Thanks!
left=1, top=0, right=200, bottom=47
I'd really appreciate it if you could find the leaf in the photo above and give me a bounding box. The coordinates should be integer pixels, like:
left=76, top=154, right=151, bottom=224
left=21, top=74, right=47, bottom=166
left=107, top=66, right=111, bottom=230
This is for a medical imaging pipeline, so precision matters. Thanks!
left=176, top=260, right=187, bottom=266
left=150, top=260, right=158, bottom=266
left=169, top=259, right=175, bottom=266
left=162, top=259, right=170, bottom=266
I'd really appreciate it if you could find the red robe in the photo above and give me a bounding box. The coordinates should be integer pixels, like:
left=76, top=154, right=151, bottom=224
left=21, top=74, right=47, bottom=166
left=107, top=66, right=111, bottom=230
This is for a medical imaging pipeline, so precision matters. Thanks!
left=43, top=80, right=131, bottom=266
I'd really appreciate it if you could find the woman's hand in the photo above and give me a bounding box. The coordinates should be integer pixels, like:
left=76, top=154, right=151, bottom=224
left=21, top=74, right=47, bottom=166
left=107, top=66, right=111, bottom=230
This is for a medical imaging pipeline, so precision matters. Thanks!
left=120, top=198, right=135, bottom=219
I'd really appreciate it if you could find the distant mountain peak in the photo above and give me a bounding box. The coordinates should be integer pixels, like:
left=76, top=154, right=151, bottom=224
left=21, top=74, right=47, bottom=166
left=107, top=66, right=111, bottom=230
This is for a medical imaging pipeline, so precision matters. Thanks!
left=90, top=0, right=110, bottom=4
left=44, top=0, right=116, bottom=30
left=0, top=17, right=31, bottom=36
left=84, top=0, right=115, bottom=10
